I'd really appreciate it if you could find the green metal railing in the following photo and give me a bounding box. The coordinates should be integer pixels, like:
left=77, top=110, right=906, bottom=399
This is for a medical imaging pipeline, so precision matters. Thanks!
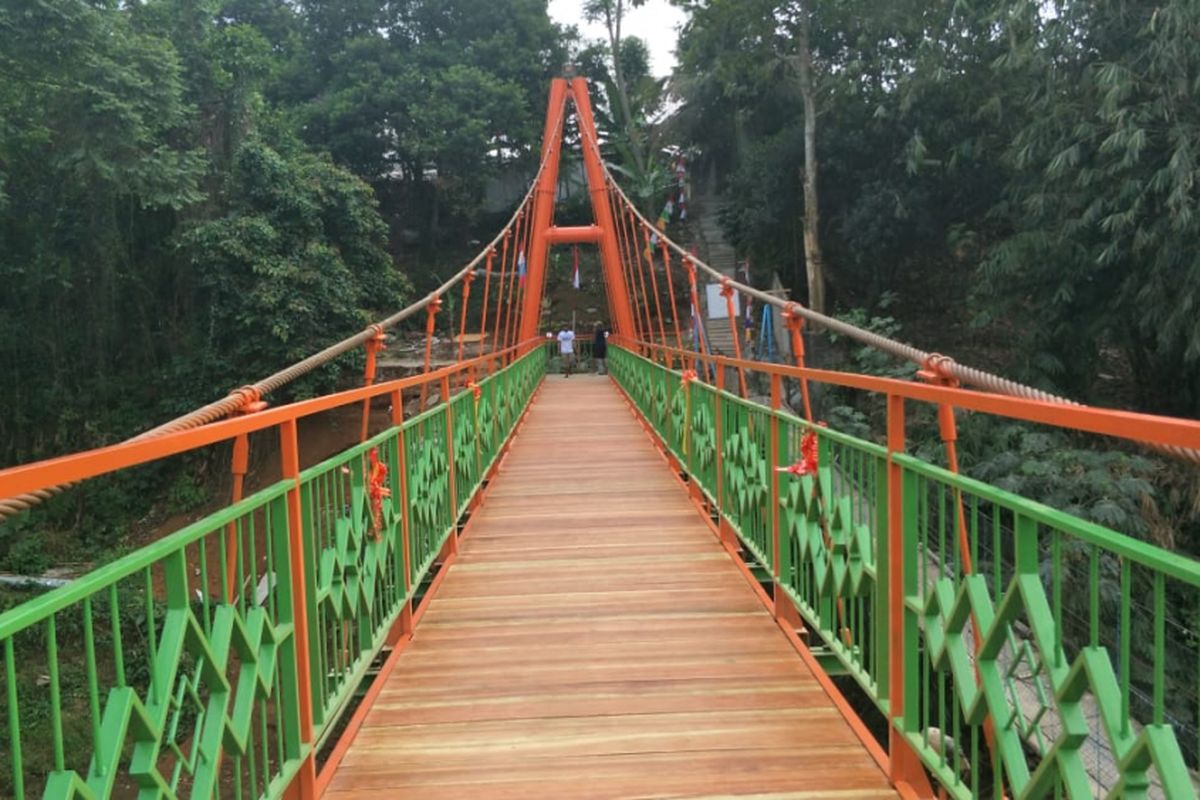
left=610, top=345, right=1200, bottom=799
left=0, top=345, right=546, bottom=799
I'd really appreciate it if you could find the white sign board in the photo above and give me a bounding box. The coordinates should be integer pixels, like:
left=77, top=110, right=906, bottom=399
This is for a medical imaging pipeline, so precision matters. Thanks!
left=705, top=283, right=740, bottom=319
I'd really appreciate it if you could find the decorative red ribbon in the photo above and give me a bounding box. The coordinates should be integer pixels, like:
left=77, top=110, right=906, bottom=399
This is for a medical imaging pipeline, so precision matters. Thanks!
left=777, top=427, right=822, bottom=477
left=367, top=448, right=391, bottom=538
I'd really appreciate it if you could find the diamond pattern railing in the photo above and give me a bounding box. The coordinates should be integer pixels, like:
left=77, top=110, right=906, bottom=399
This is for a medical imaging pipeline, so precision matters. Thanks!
left=0, top=345, right=546, bottom=799
left=610, top=344, right=1200, bottom=799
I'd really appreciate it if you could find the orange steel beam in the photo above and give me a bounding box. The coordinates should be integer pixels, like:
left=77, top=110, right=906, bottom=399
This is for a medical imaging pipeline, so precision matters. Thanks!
left=569, top=76, right=637, bottom=338
left=517, top=78, right=568, bottom=343
left=515, top=76, right=637, bottom=342
left=544, top=225, right=604, bottom=244
left=7, top=336, right=1200, bottom=502
left=0, top=339, right=537, bottom=499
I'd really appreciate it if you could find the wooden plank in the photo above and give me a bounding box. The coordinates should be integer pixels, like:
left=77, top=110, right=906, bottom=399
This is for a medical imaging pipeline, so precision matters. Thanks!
left=326, top=375, right=896, bottom=798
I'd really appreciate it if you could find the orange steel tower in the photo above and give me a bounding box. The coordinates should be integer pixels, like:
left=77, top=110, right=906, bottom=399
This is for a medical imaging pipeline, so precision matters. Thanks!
left=517, top=76, right=637, bottom=341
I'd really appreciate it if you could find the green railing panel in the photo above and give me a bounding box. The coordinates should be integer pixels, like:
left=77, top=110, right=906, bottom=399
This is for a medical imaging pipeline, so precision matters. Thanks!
left=897, top=454, right=1199, bottom=799
left=0, top=344, right=547, bottom=799
left=720, top=393, right=773, bottom=570
left=0, top=483, right=308, bottom=800
left=611, top=344, right=1199, bottom=799
left=403, top=403, right=454, bottom=585
left=777, top=412, right=887, bottom=703
left=298, top=426, right=409, bottom=742
left=450, top=388, right=482, bottom=516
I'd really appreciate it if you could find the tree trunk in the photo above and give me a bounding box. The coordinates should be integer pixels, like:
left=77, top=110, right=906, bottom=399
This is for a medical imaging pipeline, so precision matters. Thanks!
left=796, top=1, right=827, bottom=314
left=604, top=0, right=646, bottom=173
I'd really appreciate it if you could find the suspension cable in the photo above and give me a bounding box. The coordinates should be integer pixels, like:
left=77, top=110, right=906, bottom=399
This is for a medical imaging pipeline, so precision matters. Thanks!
left=0, top=125, right=563, bottom=521
left=492, top=228, right=513, bottom=356
left=477, top=246, right=496, bottom=359
left=589, top=146, right=1200, bottom=464
left=659, top=238, right=686, bottom=361
left=638, top=218, right=669, bottom=360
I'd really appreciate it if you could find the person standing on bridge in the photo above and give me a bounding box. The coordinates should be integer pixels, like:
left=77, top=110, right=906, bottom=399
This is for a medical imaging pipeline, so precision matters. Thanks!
left=557, top=326, right=576, bottom=377
left=593, top=323, right=609, bottom=375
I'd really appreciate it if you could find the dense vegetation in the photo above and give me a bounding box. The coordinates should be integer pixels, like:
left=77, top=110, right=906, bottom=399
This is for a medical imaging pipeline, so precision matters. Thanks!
left=671, top=0, right=1200, bottom=417
left=1, top=0, right=1197, bottom=563
left=0, top=0, right=597, bottom=566
left=668, top=0, right=1200, bottom=548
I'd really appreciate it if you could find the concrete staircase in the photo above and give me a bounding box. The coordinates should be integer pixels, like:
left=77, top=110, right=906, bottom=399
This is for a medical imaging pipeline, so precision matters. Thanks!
left=687, top=189, right=740, bottom=357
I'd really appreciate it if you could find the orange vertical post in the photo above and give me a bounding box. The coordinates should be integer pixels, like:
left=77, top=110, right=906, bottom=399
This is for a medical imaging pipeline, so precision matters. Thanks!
left=720, top=279, right=749, bottom=398
left=685, top=256, right=712, bottom=380
left=492, top=229, right=512, bottom=355
left=280, top=418, right=317, bottom=799
left=361, top=326, right=386, bottom=441
left=517, top=78, right=568, bottom=343
left=456, top=271, right=473, bottom=363
left=418, top=297, right=441, bottom=413
left=478, top=248, right=495, bottom=358
left=390, top=388, right=414, bottom=641
left=225, top=433, right=249, bottom=604
left=885, top=395, right=932, bottom=793
left=514, top=76, right=639, bottom=342
left=568, top=77, right=637, bottom=339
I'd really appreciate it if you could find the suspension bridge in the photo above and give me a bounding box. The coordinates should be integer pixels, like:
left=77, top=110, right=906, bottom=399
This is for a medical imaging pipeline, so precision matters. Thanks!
left=2, top=76, right=1200, bottom=800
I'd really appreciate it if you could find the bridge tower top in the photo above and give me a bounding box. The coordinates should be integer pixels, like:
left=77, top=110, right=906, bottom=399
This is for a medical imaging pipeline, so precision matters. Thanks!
left=517, top=78, right=638, bottom=341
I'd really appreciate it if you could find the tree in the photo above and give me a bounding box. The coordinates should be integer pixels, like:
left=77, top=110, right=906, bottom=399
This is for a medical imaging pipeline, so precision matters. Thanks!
left=979, top=0, right=1200, bottom=414
left=672, top=0, right=835, bottom=311
left=180, top=139, right=408, bottom=393
left=584, top=0, right=649, bottom=173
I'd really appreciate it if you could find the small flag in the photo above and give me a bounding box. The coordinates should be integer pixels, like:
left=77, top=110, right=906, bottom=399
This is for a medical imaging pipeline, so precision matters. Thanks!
left=572, top=246, right=581, bottom=290
left=517, top=250, right=526, bottom=284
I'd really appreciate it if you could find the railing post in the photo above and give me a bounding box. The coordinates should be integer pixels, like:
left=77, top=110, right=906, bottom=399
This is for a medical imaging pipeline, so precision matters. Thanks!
left=770, top=373, right=793, bottom=628
left=714, top=364, right=736, bottom=549
left=361, top=325, right=386, bottom=442
left=884, top=394, right=929, bottom=792
left=279, top=418, right=317, bottom=798
left=390, top=388, right=414, bottom=642
left=442, top=375, right=459, bottom=557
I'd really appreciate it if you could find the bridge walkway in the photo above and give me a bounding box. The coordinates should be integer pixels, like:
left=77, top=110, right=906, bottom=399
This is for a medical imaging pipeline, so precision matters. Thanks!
left=325, top=375, right=896, bottom=799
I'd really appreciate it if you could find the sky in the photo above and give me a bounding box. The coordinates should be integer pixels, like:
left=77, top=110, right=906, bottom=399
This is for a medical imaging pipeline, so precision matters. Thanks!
left=547, top=0, right=687, bottom=78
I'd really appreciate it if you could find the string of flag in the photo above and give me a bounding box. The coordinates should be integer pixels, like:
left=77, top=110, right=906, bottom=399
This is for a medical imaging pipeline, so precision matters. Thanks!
left=649, top=153, right=689, bottom=251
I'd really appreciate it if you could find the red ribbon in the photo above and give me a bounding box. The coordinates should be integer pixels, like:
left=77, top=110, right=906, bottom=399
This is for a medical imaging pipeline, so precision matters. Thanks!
left=776, top=427, right=822, bottom=477
left=367, top=448, right=391, bottom=538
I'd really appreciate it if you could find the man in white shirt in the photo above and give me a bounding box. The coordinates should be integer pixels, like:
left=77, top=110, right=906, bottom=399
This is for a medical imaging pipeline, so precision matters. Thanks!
left=556, top=327, right=576, bottom=377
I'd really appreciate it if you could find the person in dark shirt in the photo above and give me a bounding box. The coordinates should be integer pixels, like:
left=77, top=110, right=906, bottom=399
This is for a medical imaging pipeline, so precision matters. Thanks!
left=593, top=323, right=609, bottom=375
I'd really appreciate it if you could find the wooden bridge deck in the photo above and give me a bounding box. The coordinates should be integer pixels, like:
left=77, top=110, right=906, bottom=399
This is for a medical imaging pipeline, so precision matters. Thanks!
left=326, top=375, right=896, bottom=799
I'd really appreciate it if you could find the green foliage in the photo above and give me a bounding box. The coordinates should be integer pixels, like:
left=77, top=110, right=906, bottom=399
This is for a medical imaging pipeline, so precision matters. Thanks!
left=180, top=139, right=408, bottom=392
left=827, top=302, right=912, bottom=381
left=976, top=0, right=1200, bottom=415
left=280, top=0, right=568, bottom=239
left=960, top=419, right=1160, bottom=539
